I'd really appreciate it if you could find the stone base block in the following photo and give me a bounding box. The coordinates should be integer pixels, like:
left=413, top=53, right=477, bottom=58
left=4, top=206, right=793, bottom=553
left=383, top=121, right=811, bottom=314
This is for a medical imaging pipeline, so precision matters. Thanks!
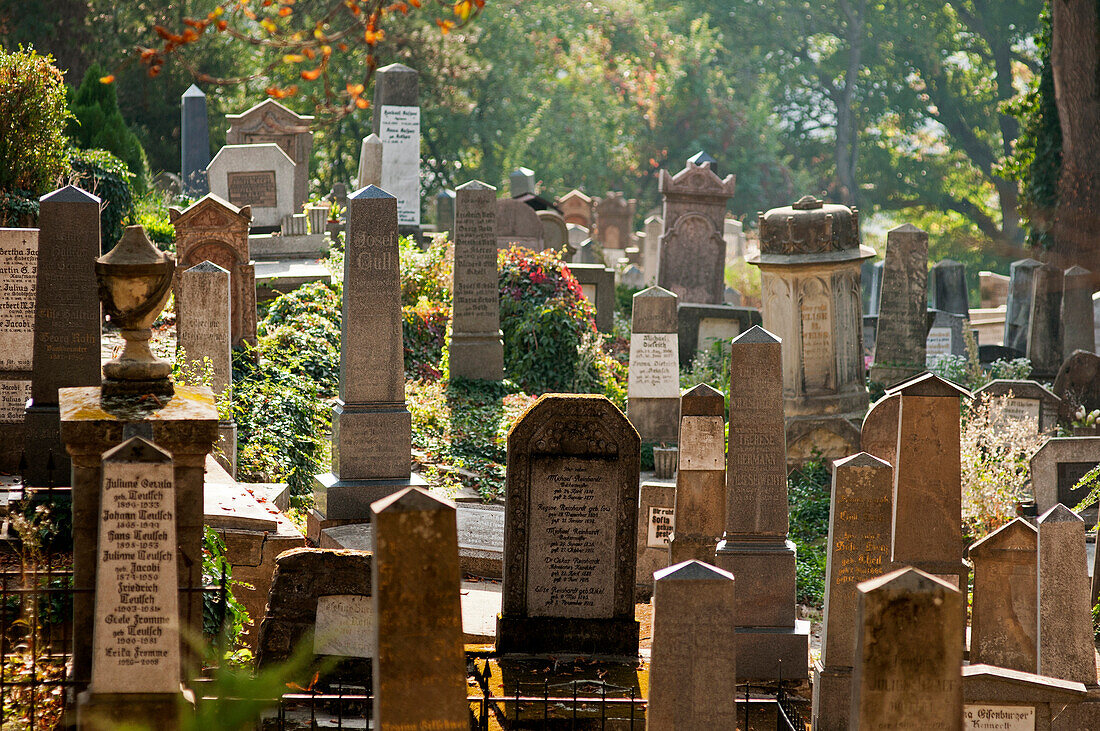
left=668, top=535, right=720, bottom=565
left=331, top=402, right=412, bottom=480
left=714, top=538, right=798, bottom=627
left=735, top=620, right=810, bottom=682
left=309, top=473, right=428, bottom=540
left=496, top=615, right=639, bottom=658
left=627, top=397, right=679, bottom=443
left=249, top=233, right=329, bottom=260
left=77, top=687, right=194, bottom=731
left=22, top=400, right=68, bottom=487
left=449, top=332, right=504, bottom=381
left=811, top=661, right=852, bottom=731
left=1052, top=691, right=1100, bottom=731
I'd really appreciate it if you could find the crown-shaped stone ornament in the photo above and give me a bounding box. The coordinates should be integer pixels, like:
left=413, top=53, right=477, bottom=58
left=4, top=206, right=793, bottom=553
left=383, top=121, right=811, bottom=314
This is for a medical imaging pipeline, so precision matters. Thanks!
left=95, top=225, right=176, bottom=398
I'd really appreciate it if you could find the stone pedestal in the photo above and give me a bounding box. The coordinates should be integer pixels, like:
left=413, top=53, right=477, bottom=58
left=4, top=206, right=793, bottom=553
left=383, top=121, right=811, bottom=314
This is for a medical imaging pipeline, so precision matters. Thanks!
left=77, top=688, right=193, bottom=731
left=60, top=385, right=218, bottom=692
left=627, top=287, right=680, bottom=442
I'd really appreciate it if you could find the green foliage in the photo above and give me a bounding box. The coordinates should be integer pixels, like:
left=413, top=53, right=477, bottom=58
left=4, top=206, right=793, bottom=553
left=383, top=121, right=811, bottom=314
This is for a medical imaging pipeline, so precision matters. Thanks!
left=69, top=63, right=149, bottom=193
left=68, top=148, right=135, bottom=251
left=202, top=527, right=250, bottom=650
left=0, top=46, right=70, bottom=200
left=788, top=457, right=831, bottom=607
left=404, top=297, right=449, bottom=380
left=133, top=192, right=176, bottom=250
left=616, top=284, right=641, bottom=320
left=400, top=234, right=451, bottom=307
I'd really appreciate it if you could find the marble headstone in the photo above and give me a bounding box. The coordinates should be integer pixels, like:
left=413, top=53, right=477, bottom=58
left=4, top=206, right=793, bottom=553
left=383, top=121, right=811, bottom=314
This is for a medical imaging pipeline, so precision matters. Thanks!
left=372, top=63, right=421, bottom=229
left=207, top=143, right=296, bottom=229
left=627, top=287, right=680, bottom=442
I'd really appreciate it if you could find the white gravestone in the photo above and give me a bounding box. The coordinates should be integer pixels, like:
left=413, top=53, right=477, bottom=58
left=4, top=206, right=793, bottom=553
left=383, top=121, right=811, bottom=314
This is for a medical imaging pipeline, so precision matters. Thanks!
left=926, top=326, right=953, bottom=364
left=313, top=594, right=374, bottom=658
left=627, top=333, right=679, bottom=399
left=379, top=105, right=421, bottom=227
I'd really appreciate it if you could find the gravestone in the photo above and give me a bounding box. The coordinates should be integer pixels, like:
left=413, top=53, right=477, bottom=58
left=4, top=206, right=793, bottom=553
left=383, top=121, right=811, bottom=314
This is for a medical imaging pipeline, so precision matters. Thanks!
left=170, top=194, right=257, bottom=348
left=675, top=303, right=762, bottom=365
left=77, top=437, right=185, bottom=728
left=1029, top=437, right=1100, bottom=515
left=207, top=143, right=296, bottom=229
left=860, top=392, right=900, bottom=464
left=357, top=133, right=383, bottom=188
left=643, top=215, right=662, bottom=286
left=497, top=394, right=640, bottom=656
left=555, top=188, right=593, bottom=227
left=450, top=181, right=503, bottom=381
left=537, top=209, right=569, bottom=253
left=887, top=373, right=970, bottom=594
left=627, top=287, right=679, bottom=442
left=656, top=160, right=736, bottom=305
left=309, top=185, right=426, bottom=539
left=226, top=99, right=313, bottom=212
left=1053, top=349, right=1100, bottom=421
left=968, top=518, right=1038, bottom=672
left=851, top=568, right=964, bottom=731
left=647, top=561, right=737, bottom=730
left=963, top=665, right=1087, bottom=731
left=714, top=326, right=809, bottom=680
left=973, top=379, right=1061, bottom=434
left=0, top=228, right=36, bottom=473
left=509, top=167, right=535, bottom=197
left=980, top=270, right=1010, bottom=308
left=1027, top=263, right=1064, bottom=379
left=752, top=196, right=873, bottom=461
left=870, top=224, right=929, bottom=384
left=568, top=262, right=615, bottom=333
left=668, top=384, right=725, bottom=564
left=371, top=488, right=467, bottom=730
left=435, top=189, right=455, bottom=239
left=594, top=192, right=635, bottom=250
left=496, top=198, right=543, bottom=250
left=863, top=259, right=883, bottom=315
left=925, top=309, right=969, bottom=365
left=1005, top=258, right=1041, bottom=353
left=635, top=481, right=675, bottom=596
left=1037, top=504, right=1096, bottom=685
left=24, top=186, right=102, bottom=487
left=1063, top=265, right=1096, bottom=356
left=929, top=258, right=970, bottom=318
left=371, top=63, right=421, bottom=231
left=621, top=264, right=645, bottom=290
left=177, top=262, right=231, bottom=395
left=724, top=216, right=745, bottom=260
left=812, top=452, right=893, bottom=731
left=180, top=84, right=210, bottom=195
left=573, top=238, right=600, bottom=264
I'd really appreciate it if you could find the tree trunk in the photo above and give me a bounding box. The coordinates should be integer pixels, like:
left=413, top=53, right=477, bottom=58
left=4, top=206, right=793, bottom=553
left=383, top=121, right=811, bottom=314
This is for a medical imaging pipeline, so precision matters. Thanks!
left=834, top=0, right=865, bottom=207
left=1049, top=0, right=1100, bottom=282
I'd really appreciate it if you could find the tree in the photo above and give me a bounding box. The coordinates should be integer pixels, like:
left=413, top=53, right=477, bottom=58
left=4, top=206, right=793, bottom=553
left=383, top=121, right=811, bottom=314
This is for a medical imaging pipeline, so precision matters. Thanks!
left=69, top=62, right=149, bottom=190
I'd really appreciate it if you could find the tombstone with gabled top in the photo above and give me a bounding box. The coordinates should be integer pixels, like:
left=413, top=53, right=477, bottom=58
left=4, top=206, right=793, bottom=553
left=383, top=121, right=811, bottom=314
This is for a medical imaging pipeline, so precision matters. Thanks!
left=226, top=98, right=314, bottom=212
left=1028, top=263, right=1065, bottom=379
left=371, top=63, right=421, bottom=232
left=556, top=189, right=593, bottom=227
left=1037, top=504, right=1096, bottom=686
left=594, top=192, right=635, bottom=250
left=968, top=518, right=1038, bottom=672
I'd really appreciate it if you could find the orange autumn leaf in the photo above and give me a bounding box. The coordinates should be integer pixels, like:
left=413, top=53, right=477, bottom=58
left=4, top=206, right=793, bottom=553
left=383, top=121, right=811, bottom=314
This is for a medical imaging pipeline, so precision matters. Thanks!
left=278, top=6, right=292, bottom=16
left=364, top=28, right=384, bottom=44
left=437, top=18, right=454, bottom=33
left=346, top=82, right=364, bottom=95
left=355, top=97, right=370, bottom=109
left=301, top=67, right=322, bottom=80
left=338, top=42, right=348, bottom=51
left=409, top=0, right=420, bottom=6
left=216, top=19, right=228, bottom=29
left=99, top=74, right=115, bottom=84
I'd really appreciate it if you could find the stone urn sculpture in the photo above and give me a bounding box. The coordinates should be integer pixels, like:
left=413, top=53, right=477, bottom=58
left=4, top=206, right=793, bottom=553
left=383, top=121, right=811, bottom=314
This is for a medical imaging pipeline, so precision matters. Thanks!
left=95, top=225, right=176, bottom=398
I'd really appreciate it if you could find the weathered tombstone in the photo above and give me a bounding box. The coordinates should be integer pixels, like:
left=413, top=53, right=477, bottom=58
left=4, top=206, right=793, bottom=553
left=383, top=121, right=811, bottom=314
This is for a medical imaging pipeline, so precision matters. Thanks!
left=715, top=326, right=809, bottom=680
left=450, top=180, right=504, bottom=381
left=509, top=166, right=535, bottom=197
left=0, top=228, right=37, bottom=473
left=356, top=132, right=383, bottom=188
left=1037, top=504, right=1096, bottom=685
left=1027, top=263, right=1065, bottom=379
left=495, top=198, right=543, bottom=249
left=309, top=185, right=426, bottom=539
left=621, top=264, right=645, bottom=290
left=887, top=373, right=970, bottom=593
left=1029, top=436, right=1100, bottom=515
left=568, top=262, right=615, bottom=333
left=635, top=481, right=675, bottom=596
left=170, top=194, right=257, bottom=348
left=860, top=392, right=900, bottom=464
left=973, top=379, right=1062, bottom=434
left=556, top=188, right=593, bottom=227
left=643, top=215, right=662, bottom=286
left=180, top=84, right=210, bottom=195
left=24, top=186, right=102, bottom=487
left=226, top=98, right=314, bottom=212
left=497, top=394, right=640, bottom=656
left=812, top=452, right=893, bottom=731
left=77, top=437, right=185, bottom=728
left=980, top=270, right=1011, bottom=308
left=752, top=196, right=872, bottom=462
left=675, top=303, right=761, bottom=365
left=647, top=561, right=737, bottom=730
left=627, top=287, right=680, bottom=442
left=656, top=160, right=736, bottom=306
left=1063, top=265, right=1096, bottom=356
left=925, top=309, right=969, bottom=365
left=864, top=259, right=883, bottom=315
left=177, top=261, right=232, bottom=395
left=207, top=143, right=296, bottom=229
left=723, top=216, right=745, bottom=260
left=371, top=63, right=421, bottom=232
left=371, top=488, right=467, bottom=730
left=968, top=518, right=1038, bottom=672
left=537, top=208, right=568, bottom=253
left=573, top=238, right=600, bottom=264
left=435, top=188, right=455, bottom=239
left=594, top=192, right=635, bottom=250
left=870, top=224, right=929, bottom=384
left=668, top=384, right=725, bottom=564
left=1053, top=349, right=1100, bottom=421
left=1005, top=258, right=1042, bottom=353
left=929, top=258, right=970, bottom=318
left=962, top=665, right=1087, bottom=731
left=850, top=568, right=964, bottom=731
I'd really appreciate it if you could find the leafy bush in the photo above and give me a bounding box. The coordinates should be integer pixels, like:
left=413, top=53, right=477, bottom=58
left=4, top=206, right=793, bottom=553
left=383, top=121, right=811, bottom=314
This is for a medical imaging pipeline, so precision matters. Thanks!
left=0, top=46, right=70, bottom=199
left=788, top=457, right=831, bottom=607
left=133, top=194, right=176, bottom=250
left=68, top=63, right=148, bottom=192
left=400, top=234, right=451, bottom=307
left=404, top=297, right=449, bottom=380
left=69, top=148, right=134, bottom=250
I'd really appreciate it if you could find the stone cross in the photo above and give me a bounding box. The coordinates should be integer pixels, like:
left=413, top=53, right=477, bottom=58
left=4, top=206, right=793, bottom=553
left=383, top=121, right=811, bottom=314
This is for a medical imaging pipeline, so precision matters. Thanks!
left=25, top=185, right=102, bottom=487
left=371, top=488, right=467, bottom=730
left=870, top=224, right=928, bottom=384
left=177, top=261, right=232, bottom=395
left=929, top=258, right=970, bottom=318
left=0, top=228, right=37, bottom=473
left=1005, top=258, right=1041, bottom=353
left=812, top=452, right=892, bottom=731
left=851, top=568, right=963, bottom=730
left=1063, top=265, right=1096, bottom=356
left=1027, top=263, right=1064, bottom=379
left=180, top=84, right=210, bottom=195
left=627, top=286, right=680, bottom=442
left=715, top=326, right=808, bottom=680
left=450, top=180, right=503, bottom=381
left=647, top=561, right=737, bottom=730
left=372, top=63, right=421, bottom=231
left=357, top=133, right=383, bottom=188
left=668, top=383, right=725, bottom=565
left=968, top=518, right=1038, bottom=672
left=1037, top=504, right=1096, bottom=685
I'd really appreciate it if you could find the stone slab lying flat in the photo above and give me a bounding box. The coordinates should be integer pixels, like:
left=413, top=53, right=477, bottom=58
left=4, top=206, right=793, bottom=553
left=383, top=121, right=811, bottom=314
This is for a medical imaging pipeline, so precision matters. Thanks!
left=249, top=233, right=329, bottom=260
left=461, top=580, right=502, bottom=643
left=254, top=259, right=332, bottom=300
left=204, top=480, right=281, bottom=532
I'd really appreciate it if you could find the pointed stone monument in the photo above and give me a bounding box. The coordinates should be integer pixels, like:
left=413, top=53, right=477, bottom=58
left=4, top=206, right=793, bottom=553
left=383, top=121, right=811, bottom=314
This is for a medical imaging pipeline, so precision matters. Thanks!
left=1027, top=263, right=1064, bottom=379
left=181, top=84, right=210, bottom=195
left=450, top=180, right=503, bottom=381
left=870, top=223, right=928, bottom=385
left=668, top=384, right=725, bottom=564
left=1037, top=504, right=1095, bottom=685
left=1004, top=258, right=1041, bottom=353
left=357, top=133, right=383, bottom=188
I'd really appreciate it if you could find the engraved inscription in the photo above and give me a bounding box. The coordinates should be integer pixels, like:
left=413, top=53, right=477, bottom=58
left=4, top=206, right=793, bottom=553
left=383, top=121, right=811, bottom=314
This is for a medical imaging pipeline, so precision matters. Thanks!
left=227, top=170, right=277, bottom=208
left=962, top=705, right=1035, bottom=731
left=379, top=105, right=421, bottom=226
left=0, top=380, right=31, bottom=422
left=0, top=230, right=36, bottom=370
left=647, top=506, right=674, bottom=549
left=314, top=595, right=374, bottom=658
left=800, top=278, right=833, bottom=392
left=628, top=333, right=679, bottom=399
left=452, top=199, right=499, bottom=334
left=679, top=416, right=725, bottom=470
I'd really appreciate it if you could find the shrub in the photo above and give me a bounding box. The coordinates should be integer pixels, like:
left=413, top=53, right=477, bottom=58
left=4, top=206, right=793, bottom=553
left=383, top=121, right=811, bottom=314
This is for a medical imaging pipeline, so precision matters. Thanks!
left=68, top=63, right=149, bottom=192
left=68, top=148, right=134, bottom=250
left=404, top=297, right=449, bottom=380
left=0, top=46, right=70, bottom=198
left=788, top=457, right=831, bottom=607
left=400, top=234, right=451, bottom=307
left=133, top=194, right=176, bottom=250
